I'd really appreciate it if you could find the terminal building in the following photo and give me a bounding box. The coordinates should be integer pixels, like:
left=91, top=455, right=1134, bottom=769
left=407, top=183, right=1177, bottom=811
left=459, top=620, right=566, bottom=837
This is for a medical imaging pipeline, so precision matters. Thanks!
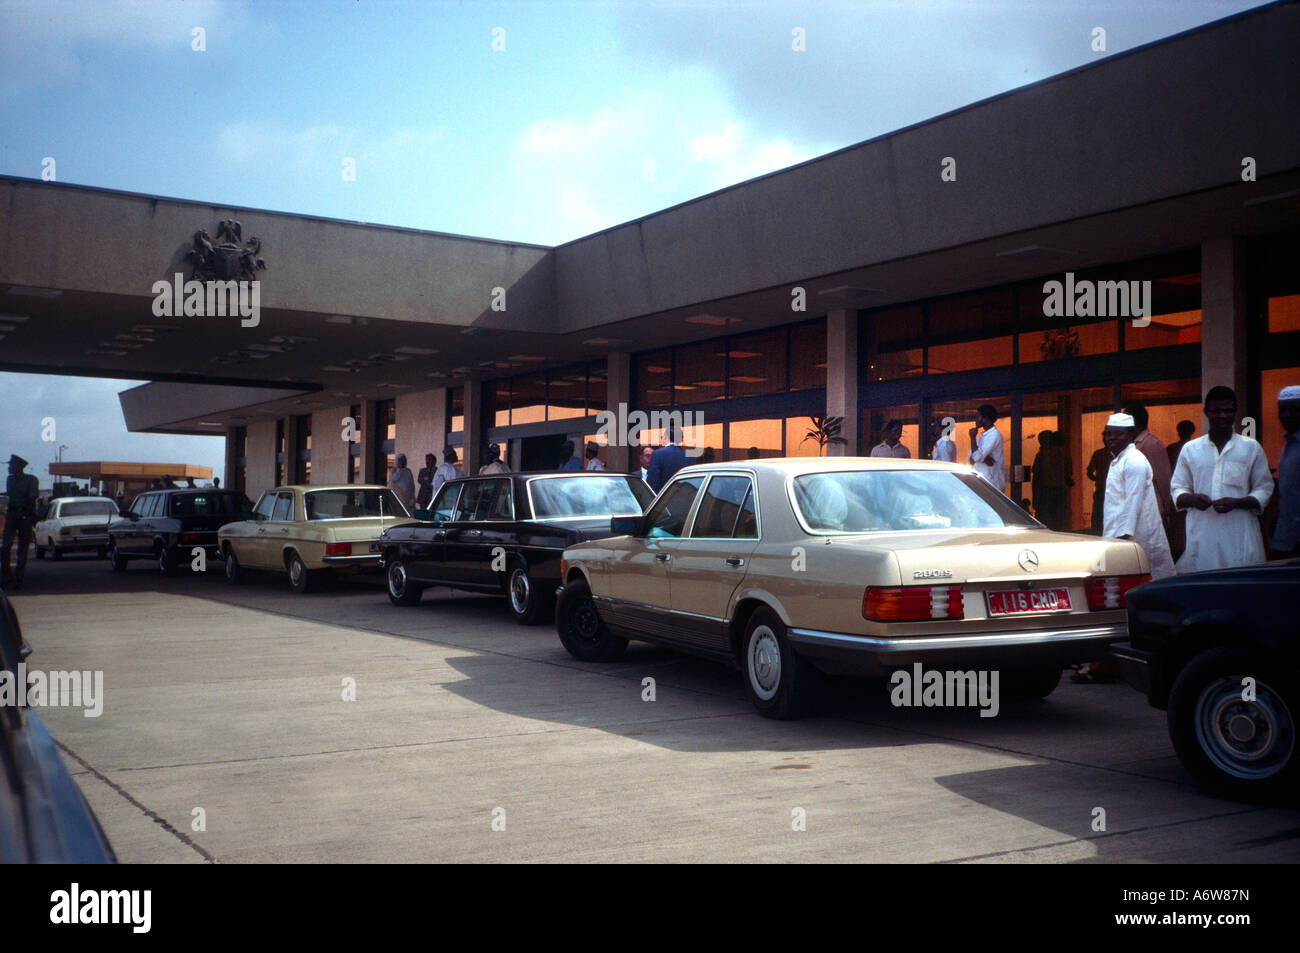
left=2, top=1, right=1298, bottom=533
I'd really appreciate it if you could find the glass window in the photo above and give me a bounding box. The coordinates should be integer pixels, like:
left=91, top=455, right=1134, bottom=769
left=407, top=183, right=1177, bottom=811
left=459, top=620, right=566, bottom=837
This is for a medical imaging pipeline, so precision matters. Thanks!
left=1268, top=294, right=1300, bottom=334
left=1124, top=257, right=1202, bottom=350
left=490, top=381, right=510, bottom=427
left=683, top=421, right=722, bottom=465
left=789, top=319, right=827, bottom=391
left=170, top=493, right=245, bottom=518
left=691, top=476, right=754, bottom=538
left=548, top=366, right=587, bottom=420
left=484, top=480, right=514, bottom=520
left=930, top=398, right=1011, bottom=486
left=726, top=329, right=786, bottom=398
left=734, top=486, right=758, bottom=538
left=864, top=305, right=924, bottom=382
left=643, top=477, right=705, bottom=538
left=132, top=494, right=155, bottom=517
left=59, top=500, right=119, bottom=518
left=1120, top=379, right=1201, bottom=450
left=927, top=288, right=1016, bottom=372
left=529, top=475, right=650, bottom=518
left=1261, top=367, right=1300, bottom=471
left=675, top=340, right=725, bottom=402
left=588, top=362, right=607, bottom=415
left=449, top=387, right=465, bottom=433
left=1022, top=385, right=1115, bottom=533
left=863, top=405, right=919, bottom=458
left=1018, top=321, right=1117, bottom=363
left=792, top=470, right=1036, bottom=534
left=727, top=419, right=781, bottom=460
left=453, top=481, right=487, bottom=521
left=428, top=483, right=459, bottom=522
left=636, top=350, right=673, bottom=409
left=511, top=373, right=547, bottom=425
left=253, top=493, right=276, bottom=520
left=304, top=488, right=407, bottom=519
left=271, top=493, right=295, bottom=521
left=783, top=416, right=831, bottom=458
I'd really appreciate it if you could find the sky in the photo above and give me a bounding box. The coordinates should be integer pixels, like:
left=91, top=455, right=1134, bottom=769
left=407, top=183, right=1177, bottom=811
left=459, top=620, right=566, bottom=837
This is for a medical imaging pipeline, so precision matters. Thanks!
left=0, top=0, right=1270, bottom=487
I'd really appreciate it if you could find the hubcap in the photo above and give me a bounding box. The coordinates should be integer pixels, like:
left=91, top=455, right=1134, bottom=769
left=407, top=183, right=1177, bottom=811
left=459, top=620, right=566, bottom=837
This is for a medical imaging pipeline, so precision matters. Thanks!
left=510, top=568, right=530, bottom=613
left=573, top=599, right=601, bottom=642
left=158, top=549, right=168, bottom=571
left=389, top=562, right=406, bottom=596
left=1194, top=675, right=1295, bottom=780
left=748, top=625, right=782, bottom=701
left=290, top=558, right=304, bottom=586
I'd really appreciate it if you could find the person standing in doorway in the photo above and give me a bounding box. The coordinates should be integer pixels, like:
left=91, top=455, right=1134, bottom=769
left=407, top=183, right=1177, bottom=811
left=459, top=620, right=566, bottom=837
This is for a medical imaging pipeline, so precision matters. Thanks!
left=1269, top=385, right=1300, bottom=559
left=968, top=405, right=1005, bottom=492
left=1171, top=386, right=1273, bottom=573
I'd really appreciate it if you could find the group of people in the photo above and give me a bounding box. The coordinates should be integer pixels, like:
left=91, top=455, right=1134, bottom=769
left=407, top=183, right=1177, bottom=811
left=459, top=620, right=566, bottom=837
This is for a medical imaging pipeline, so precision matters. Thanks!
left=386, top=450, right=461, bottom=512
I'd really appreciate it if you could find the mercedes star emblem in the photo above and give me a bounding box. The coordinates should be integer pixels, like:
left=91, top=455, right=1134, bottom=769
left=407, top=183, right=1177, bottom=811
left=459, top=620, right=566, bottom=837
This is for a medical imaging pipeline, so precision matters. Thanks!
left=1018, top=549, right=1040, bottom=572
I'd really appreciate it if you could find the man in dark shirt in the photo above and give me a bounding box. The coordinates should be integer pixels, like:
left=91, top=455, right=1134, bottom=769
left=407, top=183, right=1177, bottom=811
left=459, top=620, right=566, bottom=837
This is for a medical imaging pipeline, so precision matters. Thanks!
left=3, top=455, right=41, bottom=588
left=647, top=424, right=688, bottom=492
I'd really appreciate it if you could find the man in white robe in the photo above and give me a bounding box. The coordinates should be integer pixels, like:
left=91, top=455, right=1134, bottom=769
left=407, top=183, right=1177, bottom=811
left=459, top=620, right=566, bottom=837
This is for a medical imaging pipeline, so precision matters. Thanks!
left=1170, top=385, right=1273, bottom=573
left=967, top=404, right=1005, bottom=492
left=1102, top=414, right=1175, bottom=579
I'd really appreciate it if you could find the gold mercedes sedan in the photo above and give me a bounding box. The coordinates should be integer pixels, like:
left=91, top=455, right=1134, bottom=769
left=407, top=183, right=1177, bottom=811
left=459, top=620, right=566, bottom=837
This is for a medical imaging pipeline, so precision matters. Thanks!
left=218, top=485, right=410, bottom=593
left=555, top=458, right=1150, bottom=718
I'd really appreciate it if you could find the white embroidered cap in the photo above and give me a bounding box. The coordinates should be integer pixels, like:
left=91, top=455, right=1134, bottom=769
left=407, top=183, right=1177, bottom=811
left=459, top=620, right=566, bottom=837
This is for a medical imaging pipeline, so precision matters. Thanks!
left=1106, top=413, right=1135, bottom=428
left=1279, top=385, right=1300, bottom=402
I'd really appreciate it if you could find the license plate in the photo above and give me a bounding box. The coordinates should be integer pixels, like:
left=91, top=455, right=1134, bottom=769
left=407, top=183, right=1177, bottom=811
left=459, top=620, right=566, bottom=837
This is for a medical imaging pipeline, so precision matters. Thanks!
left=986, top=587, right=1072, bottom=616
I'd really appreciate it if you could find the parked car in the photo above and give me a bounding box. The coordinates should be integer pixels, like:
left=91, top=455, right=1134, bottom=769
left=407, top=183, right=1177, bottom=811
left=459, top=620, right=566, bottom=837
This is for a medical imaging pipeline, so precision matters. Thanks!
left=555, top=458, right=1150, bottom=718
left=218, top=485, right=409, bottom=593
left=0, top=591, right=116, bottom=862
left=108, top=488, right=251, bottom=574
left=1112, top=561, right=1299, bottom=804
left=33, top=496, right=121, bottom=559
left=380, top=471, right=655, bottom=624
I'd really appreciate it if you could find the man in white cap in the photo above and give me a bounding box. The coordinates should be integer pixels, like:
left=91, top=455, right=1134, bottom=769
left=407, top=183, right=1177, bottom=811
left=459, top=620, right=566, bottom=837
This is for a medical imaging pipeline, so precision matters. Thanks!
left=1101, top=413, right=1174, bottom=579
left=1270, top=385, right=1300, bottom=559
left=1171, top=385, right=1273, bottom=572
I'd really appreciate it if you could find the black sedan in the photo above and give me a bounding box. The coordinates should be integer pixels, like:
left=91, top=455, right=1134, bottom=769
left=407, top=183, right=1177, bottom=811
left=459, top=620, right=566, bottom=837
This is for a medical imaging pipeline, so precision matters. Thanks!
left=1112, top=560, right=1299, bottom=804
left=108, top=488, right=251, bottom=575
left=379, top=471, right=654, bottom=624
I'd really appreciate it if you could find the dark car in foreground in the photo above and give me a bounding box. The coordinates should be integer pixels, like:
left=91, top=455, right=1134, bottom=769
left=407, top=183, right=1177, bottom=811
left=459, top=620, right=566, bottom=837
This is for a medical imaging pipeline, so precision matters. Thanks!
left=1113, top=561, right=1299, bottom=804
left=0, top=592, right=115, bottom=862
left=108, top=488, right=251, bottom=574
left=380, top=471, right=654, bottom=624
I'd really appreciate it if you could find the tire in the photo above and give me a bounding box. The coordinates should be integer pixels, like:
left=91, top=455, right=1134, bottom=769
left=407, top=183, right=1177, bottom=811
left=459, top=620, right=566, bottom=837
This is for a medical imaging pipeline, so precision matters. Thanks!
left=109, top=541, right=127, bottom=572
left=223, top=546, right=243, bottom=585
left=96, top=548, right=106, bottom=559
left=1003, top=664, right=1063, bottom=700
left=742, top=607, right=821, bottom=719
left=385, top=555, right=424, bottom=606
left=1167, top=645, right=1298, bottom=804
left=506, top=559, right=549, bottom=625
left=50, top=541, right=62, bottom=561
left=286, top=551, right=313, bottom=594
left=156, top=543, right=176, bottom=575
left=34, top=545, right=44, bottom=560
left=555, top=579, right=626, bottom=662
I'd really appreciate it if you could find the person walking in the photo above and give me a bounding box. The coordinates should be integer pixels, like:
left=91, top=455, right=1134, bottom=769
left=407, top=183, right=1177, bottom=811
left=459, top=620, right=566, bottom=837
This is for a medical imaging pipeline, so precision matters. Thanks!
left=967, top=405, right=1005, bottom=491
left=870, top=420, right=910, bottom=458
left=1269, top=385, right=1300, bottom=559
left=1170, top=386, right=1273, bottom=573
left=3, top=455, right=41, bottom=589
left=387, top=453, right=416, bottom=512
left=479, top=443, right=509, bottom=475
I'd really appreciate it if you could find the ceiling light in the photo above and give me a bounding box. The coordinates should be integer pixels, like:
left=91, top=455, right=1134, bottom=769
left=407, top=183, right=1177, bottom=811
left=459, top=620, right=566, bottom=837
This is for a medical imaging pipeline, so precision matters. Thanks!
left=395, top=346, right=439, bottom=356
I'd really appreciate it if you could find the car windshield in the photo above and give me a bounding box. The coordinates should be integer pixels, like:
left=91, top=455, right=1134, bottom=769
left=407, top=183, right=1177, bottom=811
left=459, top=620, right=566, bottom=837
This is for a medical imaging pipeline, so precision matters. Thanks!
left=169, top=493, right=246, bottom=517
left=529, top=476, right=652, bottom=519
left=58, top=501, right=119, bottom=518
left=791, top=469, right=1039, bottom=533
left=304, top=489, right=409, bottom=520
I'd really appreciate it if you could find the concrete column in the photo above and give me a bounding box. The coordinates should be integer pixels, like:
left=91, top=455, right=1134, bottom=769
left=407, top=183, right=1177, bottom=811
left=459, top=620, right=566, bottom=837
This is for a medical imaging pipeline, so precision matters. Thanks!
left=605, top=351, right=631, bottom=472
left=361, top=400, right=381, bottom=484
left=244, top=418, right=277, bottom=500
left=462, top=376, right=483, bottom=477
left=310, top=405, right=353, bottom=485
left=223, top=428, right=237, bottom=489
left=396, top=388, right=448, bottom=470
left=1201, top=238, right=1248, bottom=413
left=282, top=415, right=300, bottom=484
left=826, top=308, right=859, bottom=456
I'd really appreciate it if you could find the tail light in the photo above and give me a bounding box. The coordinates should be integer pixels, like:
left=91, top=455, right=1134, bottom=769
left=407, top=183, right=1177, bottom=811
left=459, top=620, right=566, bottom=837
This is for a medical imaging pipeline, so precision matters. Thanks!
left=179, top=532, right=203, bottom=543
left=1085, top=575, right=1149, bottom=610
left=560, top=556, right=567, bottom=579
left=863, top=585, right=964, bottom=622
left=325, top=542, right=353, bottom=556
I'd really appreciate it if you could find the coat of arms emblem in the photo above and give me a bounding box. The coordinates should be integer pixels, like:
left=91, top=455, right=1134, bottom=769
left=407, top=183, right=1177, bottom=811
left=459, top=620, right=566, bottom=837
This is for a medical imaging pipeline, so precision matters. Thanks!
left=186, top=219, right=267, bottom=282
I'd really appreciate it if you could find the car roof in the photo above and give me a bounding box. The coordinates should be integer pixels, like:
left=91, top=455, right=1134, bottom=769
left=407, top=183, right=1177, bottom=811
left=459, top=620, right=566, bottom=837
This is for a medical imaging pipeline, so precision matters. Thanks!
left=269, top=485, right=389, bottom=492
left=673, top=456, right=975, bottom=477
left=444, top=471, right=639, bottom=483
left=139, top=487, right=239, bottom=494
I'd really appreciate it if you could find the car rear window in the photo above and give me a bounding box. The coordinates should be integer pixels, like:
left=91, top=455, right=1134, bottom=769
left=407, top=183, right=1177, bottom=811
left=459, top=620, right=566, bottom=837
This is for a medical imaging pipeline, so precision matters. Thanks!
left=529, top=476, right=649, bottom=519
left=792, top=469, right=1039, bottom=534
left=169, top=493, right=246, bottom=518
left=304, top=489, right=409, bottom=520
left=58, top=501, right=119, bottom=518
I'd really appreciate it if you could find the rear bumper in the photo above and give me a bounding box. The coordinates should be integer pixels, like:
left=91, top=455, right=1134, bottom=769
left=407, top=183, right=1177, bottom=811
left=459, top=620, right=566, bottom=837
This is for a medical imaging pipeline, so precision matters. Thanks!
left=49, top=534, right=108, bottom=551
left=1109, top=641, right=1156, bottom=697
left=789, top=622, right=1128, bottom=675
left=321, top=553, right=382, bottom=567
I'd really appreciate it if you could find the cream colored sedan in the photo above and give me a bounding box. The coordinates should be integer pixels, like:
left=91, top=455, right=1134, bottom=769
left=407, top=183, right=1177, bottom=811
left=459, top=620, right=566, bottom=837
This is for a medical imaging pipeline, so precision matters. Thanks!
left=218, top=485, right=410, bottom=593
left=555, top=458, right=1150, bottom=718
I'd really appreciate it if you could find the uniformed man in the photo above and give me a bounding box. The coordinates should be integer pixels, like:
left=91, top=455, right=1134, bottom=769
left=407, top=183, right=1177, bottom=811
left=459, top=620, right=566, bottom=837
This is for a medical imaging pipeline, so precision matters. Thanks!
left=3, top=455, right=41, bottom=589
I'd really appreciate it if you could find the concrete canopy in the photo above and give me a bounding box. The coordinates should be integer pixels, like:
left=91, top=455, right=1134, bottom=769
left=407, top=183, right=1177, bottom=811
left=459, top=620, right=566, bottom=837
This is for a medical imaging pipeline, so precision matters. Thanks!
left=1, top=0, right=1297, bottom=434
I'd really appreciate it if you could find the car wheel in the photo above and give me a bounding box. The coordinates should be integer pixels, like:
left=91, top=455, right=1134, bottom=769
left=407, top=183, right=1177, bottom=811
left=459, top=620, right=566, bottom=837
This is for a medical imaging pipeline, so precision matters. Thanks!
left=1168, top=645, right=1297, bottom=804
left=507, top=560, right=549, bottom=626
left=287, top=551, right=313, bottom=594
left=34, top=544, right=44, bottom=560
left=50, top=540, right=62, bottom=561
left=556, top=579, right=626, bottom=662
left=96, top=548, right=106, bottom=559
left=156, top=543, right=176, bottom=575
left=742, top=607, right=820, bottom=720
left=223, top=546, right=243, bottom=585
left=1003, top=665, right=1063, bottom=700
left=109, top=541, right=127, bottom=572
left=386, top=556, right=424, bottom=606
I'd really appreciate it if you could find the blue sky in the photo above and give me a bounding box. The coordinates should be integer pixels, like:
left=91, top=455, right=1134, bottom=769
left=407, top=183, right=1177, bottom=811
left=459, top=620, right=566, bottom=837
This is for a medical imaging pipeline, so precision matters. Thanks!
left=0, top=0, right=1269, bottom=485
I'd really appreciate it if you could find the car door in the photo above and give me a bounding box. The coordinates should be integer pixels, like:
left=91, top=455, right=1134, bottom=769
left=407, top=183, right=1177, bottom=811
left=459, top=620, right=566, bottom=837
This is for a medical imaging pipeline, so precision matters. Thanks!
left=669, top=473, right=761, bottom=653
left=260, top=491, right=297, bottom=567
left=403, top=483, right=460, bottom=584
left=440, top=480, right=501, bottom=586
left=230, top=492, right=275, bottom=567
left=123, top=494, right=156, bottom=554
left=607, top=475, right=705, bottom=640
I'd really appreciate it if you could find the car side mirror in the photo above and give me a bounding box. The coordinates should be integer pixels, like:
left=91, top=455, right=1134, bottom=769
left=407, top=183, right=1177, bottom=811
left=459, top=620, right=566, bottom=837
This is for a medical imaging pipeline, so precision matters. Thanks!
left=127, top=513, right=140, bottom=521
left=413, top=509, right=431, bottom=520
left=611, top=515, right=639, bottom=536
left=239, top=511, right=257, bottom=521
